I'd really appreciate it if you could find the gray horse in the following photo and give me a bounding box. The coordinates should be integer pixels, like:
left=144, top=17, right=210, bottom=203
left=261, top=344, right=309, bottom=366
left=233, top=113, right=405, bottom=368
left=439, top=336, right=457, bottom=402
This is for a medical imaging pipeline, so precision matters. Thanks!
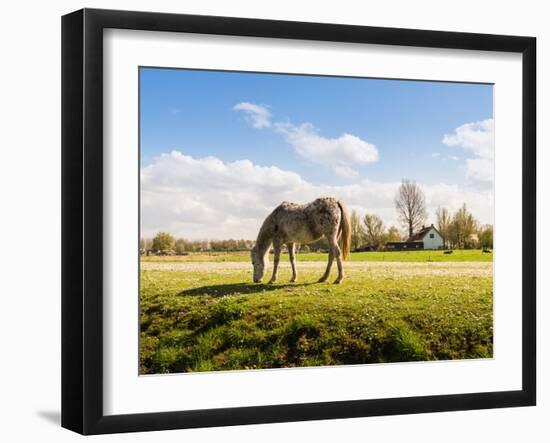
left=251, top=197, right=351, bottom=284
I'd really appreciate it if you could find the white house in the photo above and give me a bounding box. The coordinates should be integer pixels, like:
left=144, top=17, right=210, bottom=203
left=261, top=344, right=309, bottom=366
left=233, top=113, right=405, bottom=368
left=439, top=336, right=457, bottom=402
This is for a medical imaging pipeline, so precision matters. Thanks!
left=407, top=224, right=445, bottom=250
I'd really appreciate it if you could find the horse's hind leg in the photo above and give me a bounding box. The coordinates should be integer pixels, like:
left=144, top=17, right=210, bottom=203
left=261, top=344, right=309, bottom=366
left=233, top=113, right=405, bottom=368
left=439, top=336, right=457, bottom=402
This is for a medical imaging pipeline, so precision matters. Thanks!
left=333, top=246, right=344, bottom=284
left=287, top=242, right=297, bottom=283
left=318, top=251, right=334, bottom=282
left=318, top=238, right=335, bottom=282
left=327, top=235, right=344, bottom=284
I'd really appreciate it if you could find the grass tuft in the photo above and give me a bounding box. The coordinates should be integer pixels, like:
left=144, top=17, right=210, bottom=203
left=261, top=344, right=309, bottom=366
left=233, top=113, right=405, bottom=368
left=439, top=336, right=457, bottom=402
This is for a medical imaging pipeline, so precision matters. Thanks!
left=209, top=298, right=244, bottom=327
left=381, top=322, right=430, bottom=362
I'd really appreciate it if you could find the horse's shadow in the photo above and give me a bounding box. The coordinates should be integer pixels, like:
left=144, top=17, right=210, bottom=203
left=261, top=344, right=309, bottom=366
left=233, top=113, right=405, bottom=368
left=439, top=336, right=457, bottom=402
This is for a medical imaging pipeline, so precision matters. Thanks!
left=178, top=281, right=316, bottom=297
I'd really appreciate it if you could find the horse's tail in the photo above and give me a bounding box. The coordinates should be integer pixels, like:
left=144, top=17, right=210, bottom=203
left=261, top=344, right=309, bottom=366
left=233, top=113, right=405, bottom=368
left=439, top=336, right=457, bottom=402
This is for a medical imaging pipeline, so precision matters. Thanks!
left=337, top=200, right=351, bottom=260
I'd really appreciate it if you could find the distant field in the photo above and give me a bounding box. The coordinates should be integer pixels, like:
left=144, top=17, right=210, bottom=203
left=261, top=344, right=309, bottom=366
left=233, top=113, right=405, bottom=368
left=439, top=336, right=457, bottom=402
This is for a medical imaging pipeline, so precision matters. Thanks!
left=141, top=249, right=493, bottom=263
left=140, top=259, right=493, bottom=374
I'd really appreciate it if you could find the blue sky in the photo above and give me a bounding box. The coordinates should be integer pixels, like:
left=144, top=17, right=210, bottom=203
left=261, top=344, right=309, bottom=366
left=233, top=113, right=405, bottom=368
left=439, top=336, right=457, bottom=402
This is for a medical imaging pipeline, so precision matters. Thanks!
left=139, top=67, right=494, bottom=239
left=140, top=68, right=492, bottom=186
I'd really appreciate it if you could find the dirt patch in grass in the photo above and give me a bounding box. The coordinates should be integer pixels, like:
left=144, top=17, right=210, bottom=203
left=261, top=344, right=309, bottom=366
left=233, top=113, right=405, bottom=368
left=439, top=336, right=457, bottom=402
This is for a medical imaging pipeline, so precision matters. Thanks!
left=141, top=260, right=493, bottom=278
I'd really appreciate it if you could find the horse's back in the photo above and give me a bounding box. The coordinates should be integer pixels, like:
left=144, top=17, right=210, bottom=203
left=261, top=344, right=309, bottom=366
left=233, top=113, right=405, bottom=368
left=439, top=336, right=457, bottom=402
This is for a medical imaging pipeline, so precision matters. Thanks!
left=270, top=197, right=341, bottom=243
left=308, top=197, right=340, bottom=212
left=307, top=197, right=341, bottom=224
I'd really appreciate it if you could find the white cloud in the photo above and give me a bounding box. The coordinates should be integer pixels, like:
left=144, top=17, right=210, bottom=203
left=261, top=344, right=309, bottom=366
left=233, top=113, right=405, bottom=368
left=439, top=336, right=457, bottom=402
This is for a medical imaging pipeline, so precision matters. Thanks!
left=141, top=150, right=493, bottom=240
left=233, top=103, right=378, bottom=177
left=465, top=157, right=493, bottom=191
left=233, top=102, right=272, bottom=129
left=443, top=118, right=494, bottom=190
left=334, top=165, right=360, bottom=178
left=275, top=122, right=378, bottom=177
left=443, top=119, right=494, bottom=158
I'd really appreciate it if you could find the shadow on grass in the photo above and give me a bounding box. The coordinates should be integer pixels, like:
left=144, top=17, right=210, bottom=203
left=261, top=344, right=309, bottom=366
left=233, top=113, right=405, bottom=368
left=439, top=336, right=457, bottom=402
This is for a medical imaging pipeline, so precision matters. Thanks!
left=178, top=282, right=317, bottom=297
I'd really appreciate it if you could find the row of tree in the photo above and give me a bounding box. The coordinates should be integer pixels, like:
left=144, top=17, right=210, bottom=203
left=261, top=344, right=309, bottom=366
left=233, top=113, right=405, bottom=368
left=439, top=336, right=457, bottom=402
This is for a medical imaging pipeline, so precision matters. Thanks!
left=140, top=179, right=493, bottom=255
left=343, top=180, right=490, bottom=251
left=393, top=179, right=492, bottom=249
left=350, top=212, right=401, bottom=251
left=436, top=205, right=493, bottom=249
left=347, top=205, right=492, bottom=252
left=140, top=233, right=254, bottom=255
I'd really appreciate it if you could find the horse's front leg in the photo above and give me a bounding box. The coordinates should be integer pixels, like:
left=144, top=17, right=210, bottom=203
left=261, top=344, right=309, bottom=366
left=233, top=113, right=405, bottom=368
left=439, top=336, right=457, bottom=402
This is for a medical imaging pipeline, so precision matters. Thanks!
left=287, top=242, right=297, bottom=283
left=268, top=240, right=282, bottom=284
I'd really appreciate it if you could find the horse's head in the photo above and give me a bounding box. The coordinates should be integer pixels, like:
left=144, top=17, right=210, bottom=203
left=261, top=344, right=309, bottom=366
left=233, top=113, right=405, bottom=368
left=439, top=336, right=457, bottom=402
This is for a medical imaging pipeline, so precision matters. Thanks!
left=251, top=246, right=266, bottom=283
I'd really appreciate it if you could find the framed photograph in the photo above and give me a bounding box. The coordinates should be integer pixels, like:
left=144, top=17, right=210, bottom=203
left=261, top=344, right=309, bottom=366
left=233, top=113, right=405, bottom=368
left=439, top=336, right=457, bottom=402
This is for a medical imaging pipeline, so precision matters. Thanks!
left=61, top=8, right=536, bottom=435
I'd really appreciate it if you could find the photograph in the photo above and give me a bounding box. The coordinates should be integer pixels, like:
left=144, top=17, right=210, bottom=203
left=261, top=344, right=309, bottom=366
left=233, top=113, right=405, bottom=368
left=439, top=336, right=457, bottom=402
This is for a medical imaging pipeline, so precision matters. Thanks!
left=138, top=67, right=495, bottom=374
left=54, top=4, right=539, bottom=436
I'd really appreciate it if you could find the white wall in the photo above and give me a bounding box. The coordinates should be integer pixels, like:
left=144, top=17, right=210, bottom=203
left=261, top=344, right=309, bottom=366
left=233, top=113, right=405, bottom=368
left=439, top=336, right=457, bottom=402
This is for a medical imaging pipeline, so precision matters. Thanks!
left=0, top=1, right=547, bottom=441
left=423, top=227, right=444, bottom=250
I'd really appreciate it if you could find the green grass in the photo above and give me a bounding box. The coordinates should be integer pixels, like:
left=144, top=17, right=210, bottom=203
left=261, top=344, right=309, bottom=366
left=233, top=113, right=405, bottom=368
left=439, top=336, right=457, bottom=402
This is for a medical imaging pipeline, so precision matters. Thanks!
left=141, top=248, right=493, bottom=263
left=139, top=261, right=493, bottom=374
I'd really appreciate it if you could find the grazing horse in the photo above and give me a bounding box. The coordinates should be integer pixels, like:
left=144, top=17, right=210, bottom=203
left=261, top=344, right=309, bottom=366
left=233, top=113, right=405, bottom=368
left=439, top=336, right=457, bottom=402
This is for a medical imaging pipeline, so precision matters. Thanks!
left=251, top=197, right=351, bottom=284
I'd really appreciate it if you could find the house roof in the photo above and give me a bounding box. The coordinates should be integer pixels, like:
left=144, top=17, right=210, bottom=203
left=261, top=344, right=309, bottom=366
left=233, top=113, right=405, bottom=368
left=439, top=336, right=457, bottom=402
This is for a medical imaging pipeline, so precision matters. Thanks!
left=407, top=224, right=444, bottom=242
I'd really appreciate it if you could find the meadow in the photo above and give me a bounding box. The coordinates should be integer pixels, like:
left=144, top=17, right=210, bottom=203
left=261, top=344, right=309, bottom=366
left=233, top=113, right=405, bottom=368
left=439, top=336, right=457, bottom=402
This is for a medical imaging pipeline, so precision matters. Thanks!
left=141, top=248, right=493, bottom=263
left=139, top=250, right=493, bottom=374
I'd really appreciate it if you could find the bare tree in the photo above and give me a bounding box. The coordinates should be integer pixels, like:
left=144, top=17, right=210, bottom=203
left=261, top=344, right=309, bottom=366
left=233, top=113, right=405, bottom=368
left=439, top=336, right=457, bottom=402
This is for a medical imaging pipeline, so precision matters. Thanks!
left=141, top=238, right=153, bottom=255
left=436, top=206, right=452, bottom=248
left=395, top=179, right=427, bottom=238
left=363, top=213, right=386, bottom=250
left=350, top=210, right=364, bottom=251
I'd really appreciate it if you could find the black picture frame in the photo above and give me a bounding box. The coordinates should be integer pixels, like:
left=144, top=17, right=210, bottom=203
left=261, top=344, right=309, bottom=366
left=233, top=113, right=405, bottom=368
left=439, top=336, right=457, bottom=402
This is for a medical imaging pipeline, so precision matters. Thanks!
left=62, top=8, right=536, bottom=435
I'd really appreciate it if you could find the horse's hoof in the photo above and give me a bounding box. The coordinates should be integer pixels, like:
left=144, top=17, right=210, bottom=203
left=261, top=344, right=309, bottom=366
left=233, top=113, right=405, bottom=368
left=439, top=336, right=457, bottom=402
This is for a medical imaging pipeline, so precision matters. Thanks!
left=318, top=277, right=328, bottom=283
left=267, top=280, right=276, bottom=285
left=289, top=279, right=297, bottom=283
left=333, top=279, right=343, bottom=284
